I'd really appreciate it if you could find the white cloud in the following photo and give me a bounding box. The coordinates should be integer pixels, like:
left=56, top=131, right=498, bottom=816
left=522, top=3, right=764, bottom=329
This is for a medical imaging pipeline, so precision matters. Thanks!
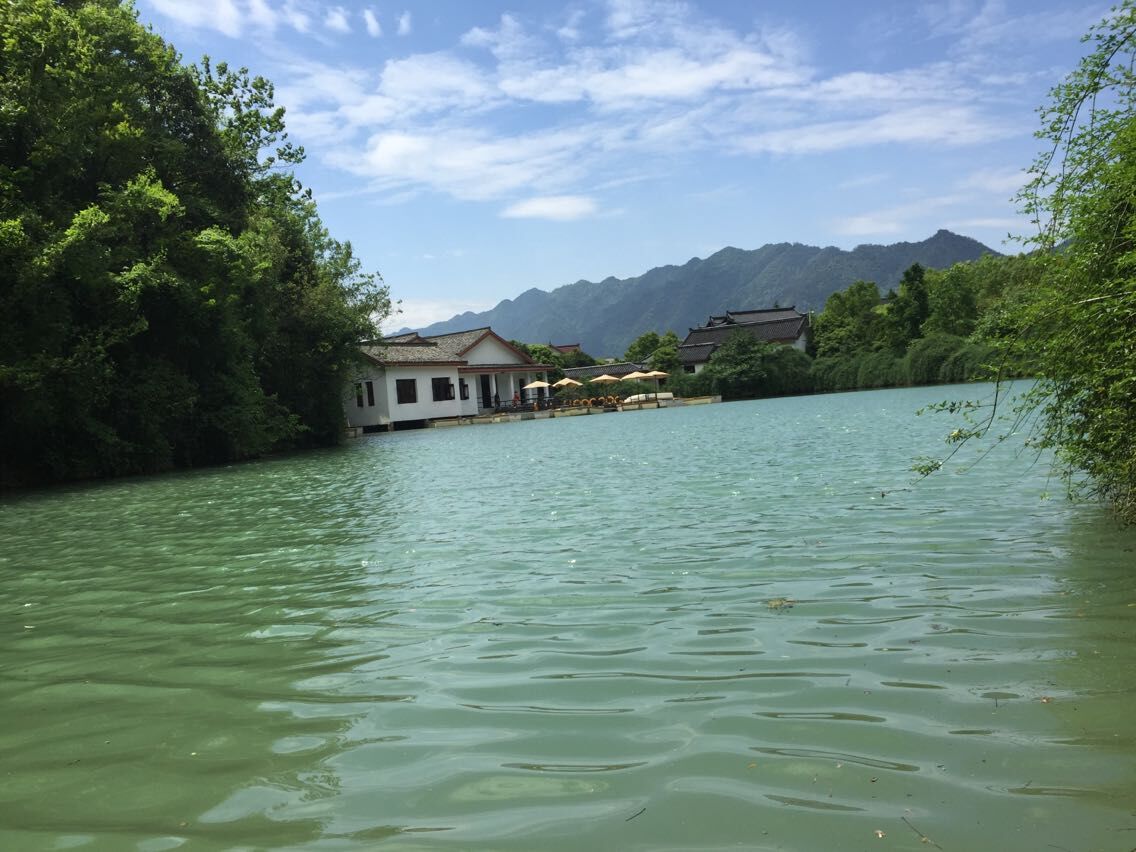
left=282, top=1, right=311, bottom=33
left=397, top=10, right=412, bottom=36
left=325, top=6, right=350, bottom=33
left=147, top=0, right=242, bottom=36
left=833, top=192, right=976, bottom=237
left=462, top=13, right=547, bottom=63
left=838, top=173, right=889, bottom=190
left=333, top=126, right=594, bottom=201
left=741, top=106, right=1008, bottom=156
left=251, top=0, right=1063, bottom=219
left=246, top=0, right=276, bottom=31
left=501, top=196, right=599, bottom=220
left=363, top=8, right=381, bottom=37
left=380, top=54, right=495, bottom=109
left=556, top=9, right=586, bottom=42
left=959, top=166, right=1027, bottom=196
left=382, top=298, right=495, bottom=332
left=605, top=0, right=687, bottom=40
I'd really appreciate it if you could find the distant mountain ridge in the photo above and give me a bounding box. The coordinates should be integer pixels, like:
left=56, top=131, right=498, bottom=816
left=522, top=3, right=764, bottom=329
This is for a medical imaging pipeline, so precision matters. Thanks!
left=407, top=230, right=999, bottom=357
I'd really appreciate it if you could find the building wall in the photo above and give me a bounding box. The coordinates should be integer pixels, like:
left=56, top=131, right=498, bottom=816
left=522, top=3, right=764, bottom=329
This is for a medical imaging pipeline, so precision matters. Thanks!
left=381, top=366, right=462, bottom=423
left=344, top=369, right=389, bottom=428
left=464, top=336, right=524, bottom=365
left=343, top=364, right=467, bottom=427
left=459, top=375, right=480, bottom=417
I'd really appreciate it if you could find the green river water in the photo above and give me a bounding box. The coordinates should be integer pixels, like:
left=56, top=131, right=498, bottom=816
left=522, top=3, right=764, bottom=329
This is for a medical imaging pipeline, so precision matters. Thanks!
left=2, top=383, right=1135, bottom=851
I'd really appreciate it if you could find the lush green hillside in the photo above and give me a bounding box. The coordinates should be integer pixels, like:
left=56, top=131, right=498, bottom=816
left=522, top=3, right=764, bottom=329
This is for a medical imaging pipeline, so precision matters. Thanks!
left=412, top=230, right=997, bottom=356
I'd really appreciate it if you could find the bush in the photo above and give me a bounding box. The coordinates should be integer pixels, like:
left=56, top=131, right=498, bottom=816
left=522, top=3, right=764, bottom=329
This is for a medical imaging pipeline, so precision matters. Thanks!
left=905, top=334, right=967, bottom=386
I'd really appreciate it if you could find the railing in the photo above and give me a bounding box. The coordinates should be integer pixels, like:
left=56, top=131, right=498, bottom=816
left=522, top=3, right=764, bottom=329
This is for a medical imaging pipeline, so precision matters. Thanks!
left=490, top=398, right=560, bottom=413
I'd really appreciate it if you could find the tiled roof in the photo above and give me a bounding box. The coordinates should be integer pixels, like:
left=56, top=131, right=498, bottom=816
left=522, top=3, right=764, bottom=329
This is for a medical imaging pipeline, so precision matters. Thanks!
left=681, top=316, right=807, bottom=349
left=676, top=343, right=716, bottom=364
left=458, top=362, right=555, bottom=372
left=719, top=307, right=803, bottom=325
left=419, top=327, right=494, bottom=358
left=677, top=308, right=809, bottom=365
left=362, top=327, right=538, bottom=367
left=562, top=361, right=648, bottom=379
left=360, top=342, right=465, bottom=365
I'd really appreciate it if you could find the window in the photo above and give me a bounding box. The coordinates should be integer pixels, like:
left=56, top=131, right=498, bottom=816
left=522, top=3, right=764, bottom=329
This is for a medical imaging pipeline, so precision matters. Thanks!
left=365, top=380, right=375, bottom=407
left=354, top=382, right=364, bottom=407
left=396, top=379, right=417, bottom=404
left=683, top=365, right=696, bottom=374
left=432, top=377, right=455, bottom=401
left=459, top=378, right=469, bottom=400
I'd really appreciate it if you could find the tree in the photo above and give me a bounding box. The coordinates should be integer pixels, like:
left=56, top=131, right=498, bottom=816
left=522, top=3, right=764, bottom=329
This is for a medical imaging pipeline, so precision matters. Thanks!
left=923, top=264, right=979, bottom=338
left=881, top=263, right=930, bottom=352
left=698, top=332, right=769, bottom=398
left=0, top=1, right=388, bottom=486
left=624, top=330, right=661, bottom=363
left=696, top=331, right=813, bottom=399
left=811, top=280, right=884, bottom=359
left=1014, top=2, right=1136, bottom=520
left=929, top=2, right=1136, bottom=521
left=650, top=330, right=682, bottom=374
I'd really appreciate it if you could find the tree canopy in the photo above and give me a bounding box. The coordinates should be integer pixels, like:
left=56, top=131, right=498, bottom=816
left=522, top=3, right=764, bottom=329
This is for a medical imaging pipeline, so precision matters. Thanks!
left=1, top=0, right=389, bottom=487
left=1008, top=0, right=1136, bottom=520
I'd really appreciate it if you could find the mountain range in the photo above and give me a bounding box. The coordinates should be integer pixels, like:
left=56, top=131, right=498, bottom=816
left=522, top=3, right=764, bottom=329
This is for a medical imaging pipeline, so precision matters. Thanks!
left=405, top=229, right=999, bottom=357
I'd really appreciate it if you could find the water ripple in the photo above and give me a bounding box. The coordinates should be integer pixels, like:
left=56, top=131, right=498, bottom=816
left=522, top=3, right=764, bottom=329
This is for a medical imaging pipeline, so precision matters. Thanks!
left=2, top=385, right=1135, bottom=850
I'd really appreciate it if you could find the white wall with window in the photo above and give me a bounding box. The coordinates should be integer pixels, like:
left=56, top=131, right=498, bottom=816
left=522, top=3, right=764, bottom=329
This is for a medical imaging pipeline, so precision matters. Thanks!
left=345, top=372, right=390, bottom=428
left=381, top=366, right=462, bottom=423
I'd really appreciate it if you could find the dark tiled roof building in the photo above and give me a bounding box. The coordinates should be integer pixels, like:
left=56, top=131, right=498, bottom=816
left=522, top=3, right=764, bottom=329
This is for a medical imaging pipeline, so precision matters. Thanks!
left=677, top=307, right=810, bottom=373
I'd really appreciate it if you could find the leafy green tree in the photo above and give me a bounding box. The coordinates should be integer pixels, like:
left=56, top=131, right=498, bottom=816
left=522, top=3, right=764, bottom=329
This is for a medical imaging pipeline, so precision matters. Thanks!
left=698, top=332, right=769, bottom=398
left=1015, top=3, right=1136, bottom=519
left=695, top=331, right=812, bottom=399
left=650, top=330, right=682, bottom=374
left=881, top=263, right=930, bottom=352
left=925, top=2, right=1136, bottom=520
left=811, top=280, right=884, bottom=358
left=0, top=0, right=387, bottom=486
left=624, top=331, right=661, bottom=363
left=560, top=349, right=597, bottom=369
left=923, top=264, right=979, bottom=337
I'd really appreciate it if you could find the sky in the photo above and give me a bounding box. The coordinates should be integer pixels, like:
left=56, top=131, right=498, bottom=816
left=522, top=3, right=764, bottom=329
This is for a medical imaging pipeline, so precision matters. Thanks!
left=136, top=0, right=1107, bottom=330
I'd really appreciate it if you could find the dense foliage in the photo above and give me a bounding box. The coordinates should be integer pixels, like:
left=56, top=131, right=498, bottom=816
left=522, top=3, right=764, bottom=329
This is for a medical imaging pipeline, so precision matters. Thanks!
left=623, top=330, right=681, bottom=373
left=0, top=1, right=388, bottom=487
left=995, top=1, right=1136, bottom=521
left=807, top=255, right=1037, bottom=394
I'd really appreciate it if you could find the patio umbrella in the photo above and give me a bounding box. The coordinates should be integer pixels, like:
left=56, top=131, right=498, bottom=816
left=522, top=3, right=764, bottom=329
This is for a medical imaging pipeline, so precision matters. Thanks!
left=642, top=370, right=669, bottom=399
left=552, top=377, right=582, bottom=388
left=622, top=371, right=650, bottom=381
left=522, top=380, right=551, bottom=390
left=587, top=374, right=619, bottom=405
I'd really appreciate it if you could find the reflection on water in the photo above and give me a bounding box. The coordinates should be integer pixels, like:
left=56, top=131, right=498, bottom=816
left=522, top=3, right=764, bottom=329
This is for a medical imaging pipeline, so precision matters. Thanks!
left=1, top=384, right=1135, bottom=850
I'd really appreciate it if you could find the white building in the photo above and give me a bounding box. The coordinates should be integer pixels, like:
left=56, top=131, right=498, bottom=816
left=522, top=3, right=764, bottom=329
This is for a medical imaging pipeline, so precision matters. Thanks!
left=345, top=328, right=554, bottom=431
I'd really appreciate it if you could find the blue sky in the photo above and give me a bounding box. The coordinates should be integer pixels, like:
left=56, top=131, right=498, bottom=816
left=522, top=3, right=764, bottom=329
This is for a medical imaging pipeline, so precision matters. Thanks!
left=137, top=0, right=1105, bottom=330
